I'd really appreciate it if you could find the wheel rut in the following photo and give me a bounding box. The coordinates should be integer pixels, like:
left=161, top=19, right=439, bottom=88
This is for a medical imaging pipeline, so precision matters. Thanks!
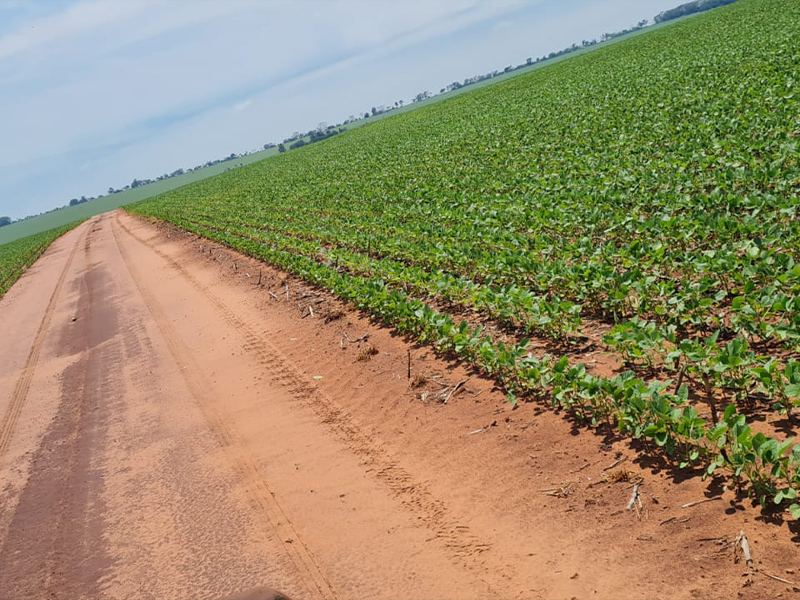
left=115, top=213, right=514, bottom=595
left=110, top=217, right=338, bottom=600
left=0, top=222, right=87, bottom=460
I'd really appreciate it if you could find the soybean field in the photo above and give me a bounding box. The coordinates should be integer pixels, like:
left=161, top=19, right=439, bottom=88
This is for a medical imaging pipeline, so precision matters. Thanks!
left=130, top=0, right=800, bottom=514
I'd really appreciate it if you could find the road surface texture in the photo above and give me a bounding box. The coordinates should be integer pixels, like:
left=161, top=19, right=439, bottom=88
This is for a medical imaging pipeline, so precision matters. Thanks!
left=0, top=211, right=797, bottom=600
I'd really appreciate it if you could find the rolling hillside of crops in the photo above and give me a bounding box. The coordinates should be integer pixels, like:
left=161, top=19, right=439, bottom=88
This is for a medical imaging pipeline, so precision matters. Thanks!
left=130, top=0, right=800, bottom=514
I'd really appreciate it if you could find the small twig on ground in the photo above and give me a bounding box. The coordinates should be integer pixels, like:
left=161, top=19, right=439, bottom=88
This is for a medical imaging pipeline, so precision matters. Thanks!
left=442, top=380, right=467, bottom=404
left=734, top=530, right=754, bottom=572
left=342, top=331, right=370, bottom=344
left=740, top=531, right=753, bottom=569
left=681, top=497, right=722, bottom=509
left=258, top=270, right=262, bottom=286
left=407, top=349, right=411, bottom=380
left=541, top=481, right=574, bottom=498
left=268, top=291, right=278, bottom=300
left=626, top=482, right=641, bottom=511
left=603, top=457, right=627, bottom=471
left=468, top=428, right=486, bottom=435
left=761, top=572, right=800, bottom=591
left=308, top=305, right=314, bottom=318
left=285, top=284, right=290, bottom=300
left=570, top=462, right=592, bottom=474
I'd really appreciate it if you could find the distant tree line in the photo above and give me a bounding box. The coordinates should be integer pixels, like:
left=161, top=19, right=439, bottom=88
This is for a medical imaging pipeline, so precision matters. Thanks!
left=655, top=0, right=738, bottom=23
left=277, top=123, right=348, bottom=153
left=437, top=19, right=653, bottom=97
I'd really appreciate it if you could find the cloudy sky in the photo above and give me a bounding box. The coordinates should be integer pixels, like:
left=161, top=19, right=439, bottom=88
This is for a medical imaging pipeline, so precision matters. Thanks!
left=0, top=0, right=677, bottom=219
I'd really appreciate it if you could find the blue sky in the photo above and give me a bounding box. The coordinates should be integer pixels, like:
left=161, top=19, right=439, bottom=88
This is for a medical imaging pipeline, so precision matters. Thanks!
left=0, top=0, right=677, bottom=219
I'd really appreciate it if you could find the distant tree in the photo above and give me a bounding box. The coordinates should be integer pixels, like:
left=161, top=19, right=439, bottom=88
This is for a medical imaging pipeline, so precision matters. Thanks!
left=654, top=0, right=737, bottom=23
left=108, top=187, right=115, bottom=195
left=131, top=178, right=141, bottom=189
left=278, top=143, right=286, bottom=153
left=364, top=112, right=370, bottom=119
left=412, top=91, right=431, bottom=103
left=69, top=198, right=79, bottom=206
left=0, top=216, right=11, bottom=227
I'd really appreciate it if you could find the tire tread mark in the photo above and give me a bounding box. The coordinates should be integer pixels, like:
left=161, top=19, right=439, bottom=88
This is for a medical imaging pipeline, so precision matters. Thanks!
left=0, top=224, right=86, bottom=460
left=116, top=213, right=510, bottom=597
left=111, top=217, right=337, bottom=600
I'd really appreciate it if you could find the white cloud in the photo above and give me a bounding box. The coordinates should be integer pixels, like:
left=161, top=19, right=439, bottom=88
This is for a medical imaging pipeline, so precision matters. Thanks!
left=0, top=0, right=152, bottom=61
left=232, top=99, right=252, bottom=113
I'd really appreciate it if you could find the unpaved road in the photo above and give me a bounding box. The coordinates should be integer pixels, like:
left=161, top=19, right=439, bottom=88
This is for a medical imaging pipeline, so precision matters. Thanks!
left=0, top=212, right=796, bottom=600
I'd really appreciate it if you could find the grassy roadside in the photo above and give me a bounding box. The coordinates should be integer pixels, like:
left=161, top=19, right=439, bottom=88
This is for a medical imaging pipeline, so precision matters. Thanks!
left=0, top=221, right=83, bottom=299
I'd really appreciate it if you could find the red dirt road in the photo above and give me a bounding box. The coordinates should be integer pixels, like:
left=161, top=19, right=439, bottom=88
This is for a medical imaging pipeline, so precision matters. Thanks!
left=0, top=212, right=797, bottom=600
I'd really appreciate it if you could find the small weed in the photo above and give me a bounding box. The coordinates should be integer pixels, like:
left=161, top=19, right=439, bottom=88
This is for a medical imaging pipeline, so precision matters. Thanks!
left=356, top=345, right=379, bottom=361
left=606, top=469, right=634, bottom=484
left=410, top=373, right=428, bottom=388
left=324, top=308, right=345, bottom=323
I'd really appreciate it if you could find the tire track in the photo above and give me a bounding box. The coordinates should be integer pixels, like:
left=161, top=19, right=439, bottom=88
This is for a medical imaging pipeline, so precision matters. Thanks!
left=110, top=217, right=338, bottom=600
left=116, top=213, right=511, bottom=596
left=0, top=223, right=86, bottom=460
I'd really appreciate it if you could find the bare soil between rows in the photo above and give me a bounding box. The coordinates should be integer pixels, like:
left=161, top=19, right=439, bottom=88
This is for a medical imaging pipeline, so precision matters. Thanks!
left=0, top=210, right=797, bottom=600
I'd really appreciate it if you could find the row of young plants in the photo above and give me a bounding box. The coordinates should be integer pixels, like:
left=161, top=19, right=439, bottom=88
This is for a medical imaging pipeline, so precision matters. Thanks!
left=126, top=214, right=800, bottom=518
left=219, top=211, right=800, bottom=422
left=181, top=214, right=585, bottom=340
left=185, top=195, right=800, bottom=350
left=0, top=222, right=81, bottom=299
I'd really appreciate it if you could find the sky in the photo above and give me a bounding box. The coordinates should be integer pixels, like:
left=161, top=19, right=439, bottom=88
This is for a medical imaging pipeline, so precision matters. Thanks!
left=0, top=0, right=678, bottom=219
